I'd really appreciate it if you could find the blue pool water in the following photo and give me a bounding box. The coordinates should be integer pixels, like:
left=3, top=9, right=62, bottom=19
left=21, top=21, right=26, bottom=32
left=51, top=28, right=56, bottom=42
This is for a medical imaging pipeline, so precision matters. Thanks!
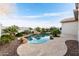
left=28, top=36, right=50, bottom=44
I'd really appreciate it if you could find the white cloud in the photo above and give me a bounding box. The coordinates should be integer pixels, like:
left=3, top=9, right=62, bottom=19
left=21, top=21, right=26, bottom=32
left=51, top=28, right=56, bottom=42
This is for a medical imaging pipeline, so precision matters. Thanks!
left=43, top=13, right=60, bottom=16
left=43, top=11, right=73, bottom=17
left=0, top=17, right=54, bottom=28
left=17, top=11, right=73, bottom=18
left=0, top=3, right=16, bottom=16
left=20, top=15, right=42, bottom=18
left=12, top=11, right=73, bottom=19
left=0, top=3, right=73, bottom=28
left=0, top=11, right=73, bottom=28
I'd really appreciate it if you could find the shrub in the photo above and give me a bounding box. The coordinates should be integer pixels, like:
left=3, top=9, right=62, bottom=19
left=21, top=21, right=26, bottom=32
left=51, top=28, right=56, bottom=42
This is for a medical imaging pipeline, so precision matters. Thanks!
left=0, top=25, right=19, bottom=45
left=16, top=32, right=23, bottom=37
left=50, top=27, right=61, bottom=37
left=2, top=25, right=19, bottom=36
left=35, top=27, right=41, bottom=32
left=23, top=30, right=31, bottom=34
left=0, top=34, right=15, bottom=45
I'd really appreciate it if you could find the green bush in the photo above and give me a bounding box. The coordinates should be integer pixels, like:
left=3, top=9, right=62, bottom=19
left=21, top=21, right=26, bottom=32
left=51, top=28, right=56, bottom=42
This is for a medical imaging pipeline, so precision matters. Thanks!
left=35, top=27, right=41, bottom=32
left=0, top=25, right=19, bottom=45
left=16, top=32, right=23, bottom=37
left=23, top=30, right=31, bottom=34
left=50, top=27, right=61, bottom=37
left=0, top=34, right=15, bottom=45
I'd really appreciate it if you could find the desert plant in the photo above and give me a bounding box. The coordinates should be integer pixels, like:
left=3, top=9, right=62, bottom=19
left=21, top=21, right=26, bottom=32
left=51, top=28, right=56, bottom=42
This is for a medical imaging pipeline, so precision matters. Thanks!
left=15, top=32, right=24, bottom=37
left=3, top=25, right=19, bottom=36
left=0, top=34, right=15, bottom=45
left=35, top=27, right=41, bottom=32
left=0, top=25, right=19, bottom=45
left=23, top=30, right=31, bottom=34
left=28, top=27, right=33, bottom=30
left=50, top=27, right=61, bottom=37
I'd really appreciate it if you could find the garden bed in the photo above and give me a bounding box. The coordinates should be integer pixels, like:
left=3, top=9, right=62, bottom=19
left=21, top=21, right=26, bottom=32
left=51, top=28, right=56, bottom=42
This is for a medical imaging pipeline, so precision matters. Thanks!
left=0, top=39, right=20, bottom=56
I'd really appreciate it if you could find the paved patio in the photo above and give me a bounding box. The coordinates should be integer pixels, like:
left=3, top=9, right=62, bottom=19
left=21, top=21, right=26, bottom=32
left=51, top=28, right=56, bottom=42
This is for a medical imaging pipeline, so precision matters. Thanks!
left=17, top=37, right=76, bottom=56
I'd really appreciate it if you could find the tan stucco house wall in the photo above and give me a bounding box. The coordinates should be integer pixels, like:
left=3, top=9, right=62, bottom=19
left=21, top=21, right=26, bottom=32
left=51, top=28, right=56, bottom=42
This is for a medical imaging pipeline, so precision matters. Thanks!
left=61, top=18, right=78, bottom=38
left=61, top=3, right=78, bottom=41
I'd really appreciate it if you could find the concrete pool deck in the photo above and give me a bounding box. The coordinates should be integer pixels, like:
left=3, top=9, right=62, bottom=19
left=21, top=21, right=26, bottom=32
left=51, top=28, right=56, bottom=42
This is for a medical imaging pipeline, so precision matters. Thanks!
left=17, top=37, right=76, bottom=56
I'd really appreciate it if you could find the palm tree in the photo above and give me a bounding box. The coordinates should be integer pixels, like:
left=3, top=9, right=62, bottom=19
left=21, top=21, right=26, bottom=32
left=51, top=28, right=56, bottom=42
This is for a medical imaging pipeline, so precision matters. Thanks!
left=0, top=25, right=19, bottom=44
left=3, top=25, right=19, bottom=37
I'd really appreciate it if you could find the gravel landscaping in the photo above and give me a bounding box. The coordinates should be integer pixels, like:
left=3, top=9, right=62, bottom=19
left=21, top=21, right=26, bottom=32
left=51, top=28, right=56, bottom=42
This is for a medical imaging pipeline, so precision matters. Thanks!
left=0, top=39, right=20, bottom=56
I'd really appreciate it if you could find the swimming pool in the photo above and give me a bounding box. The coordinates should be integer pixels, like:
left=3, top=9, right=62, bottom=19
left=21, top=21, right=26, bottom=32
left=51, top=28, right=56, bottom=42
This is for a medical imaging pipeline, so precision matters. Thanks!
left=28, top=36, right=50, bottom=44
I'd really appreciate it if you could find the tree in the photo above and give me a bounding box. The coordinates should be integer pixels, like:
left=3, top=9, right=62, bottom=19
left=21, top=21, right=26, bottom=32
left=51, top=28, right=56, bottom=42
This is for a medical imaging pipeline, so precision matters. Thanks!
left=35, top=27, right=41, bottom=32
left=15, top=32, right=24, bottom=37
left=23, top=30, right=31, bottom=35
left=41, top=28, right=46, bottom=34
left=0, top=25, right=19, bottom=45
left=28, top=27, right=33, bottom=30
left=50, top=27, right=54, bottom=31
left=0, top=34, right=15, bottom=44
left=45, top=28, right=50, bottom=32
left=2, top=25, right=19, bottom=40
left=3, top=25, right=19, bottom=36
left=50, top=27, right=61, bottom=37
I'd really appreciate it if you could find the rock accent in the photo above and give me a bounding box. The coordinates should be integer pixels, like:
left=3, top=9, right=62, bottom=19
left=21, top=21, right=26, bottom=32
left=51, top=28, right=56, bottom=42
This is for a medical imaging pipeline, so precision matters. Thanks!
left=18, top=37, right=28, bottom=44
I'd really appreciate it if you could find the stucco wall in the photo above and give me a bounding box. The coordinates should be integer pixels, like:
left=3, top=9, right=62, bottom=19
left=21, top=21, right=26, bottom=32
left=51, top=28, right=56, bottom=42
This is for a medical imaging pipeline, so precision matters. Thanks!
left=61, top=21, right=78, bottom=39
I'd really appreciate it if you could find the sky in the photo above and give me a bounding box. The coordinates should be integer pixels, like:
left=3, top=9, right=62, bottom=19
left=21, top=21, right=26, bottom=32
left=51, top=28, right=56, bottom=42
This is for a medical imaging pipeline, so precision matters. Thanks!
left=0, top=3, right=75, bottom=28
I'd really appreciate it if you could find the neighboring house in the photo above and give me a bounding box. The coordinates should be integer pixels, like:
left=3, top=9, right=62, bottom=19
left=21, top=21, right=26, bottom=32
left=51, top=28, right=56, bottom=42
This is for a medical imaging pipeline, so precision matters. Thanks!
left=61, top=3, right=79, bottom=41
